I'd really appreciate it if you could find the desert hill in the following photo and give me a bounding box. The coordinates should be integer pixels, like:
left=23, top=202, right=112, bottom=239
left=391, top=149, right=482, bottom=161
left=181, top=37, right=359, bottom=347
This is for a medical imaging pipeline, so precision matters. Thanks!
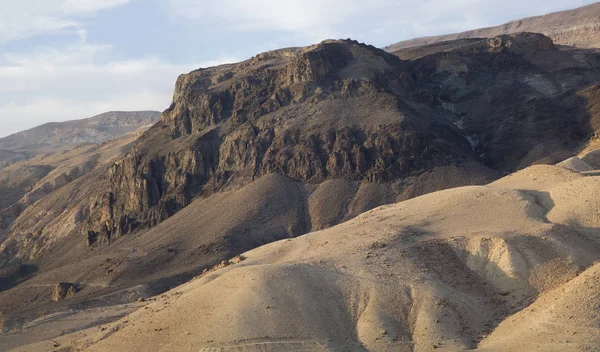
left=385, top=2, right=600, bottom=55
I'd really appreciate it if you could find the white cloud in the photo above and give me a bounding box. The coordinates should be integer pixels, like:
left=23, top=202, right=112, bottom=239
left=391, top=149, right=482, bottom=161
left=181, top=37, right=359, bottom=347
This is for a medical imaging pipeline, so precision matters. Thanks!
left=0, top=0, right=132, bottom=43
left=0, top=39, right=237, bottom=137
left=168, top=0, right=387, bottom=35
left=61, top=0, right=131, bottom=13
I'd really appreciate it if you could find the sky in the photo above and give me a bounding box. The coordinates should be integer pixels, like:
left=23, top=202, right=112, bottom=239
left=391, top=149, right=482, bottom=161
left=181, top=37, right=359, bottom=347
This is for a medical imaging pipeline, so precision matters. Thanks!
left=0, top=0, right=594, bottom=137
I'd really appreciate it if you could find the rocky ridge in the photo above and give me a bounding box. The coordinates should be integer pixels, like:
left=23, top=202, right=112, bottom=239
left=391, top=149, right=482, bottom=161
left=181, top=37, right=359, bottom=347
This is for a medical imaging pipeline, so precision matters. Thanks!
left=82, top=40, right=481, bottom=246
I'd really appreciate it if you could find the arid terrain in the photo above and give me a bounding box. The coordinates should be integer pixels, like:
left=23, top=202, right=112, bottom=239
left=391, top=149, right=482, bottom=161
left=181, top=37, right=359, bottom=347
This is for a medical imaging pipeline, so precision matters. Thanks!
left=0, top=128, right=155, bottom=244
left=1, top=4, right=600, bottom=352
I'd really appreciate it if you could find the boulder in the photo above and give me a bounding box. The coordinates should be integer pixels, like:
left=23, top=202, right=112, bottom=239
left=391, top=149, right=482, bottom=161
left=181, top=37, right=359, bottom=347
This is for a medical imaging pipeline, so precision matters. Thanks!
left=51, top=282, right=79, bottom=301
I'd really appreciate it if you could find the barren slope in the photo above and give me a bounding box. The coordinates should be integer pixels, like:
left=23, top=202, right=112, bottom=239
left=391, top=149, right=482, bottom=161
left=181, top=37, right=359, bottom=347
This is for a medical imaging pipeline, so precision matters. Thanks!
left=0, top=129, right=148, bottom=242
left=0, top=165, right=493, bottom=350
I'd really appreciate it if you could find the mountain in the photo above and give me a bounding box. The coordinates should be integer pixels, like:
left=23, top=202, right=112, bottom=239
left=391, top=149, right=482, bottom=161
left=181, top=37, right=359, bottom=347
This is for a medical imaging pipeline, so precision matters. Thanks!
left=2, top=33, right=600, bottom=350
left=385, top=2, right=600, bottom=56
left=0, top=111, right=160, bottom=169
left=77, top=33, right=600, bottom=246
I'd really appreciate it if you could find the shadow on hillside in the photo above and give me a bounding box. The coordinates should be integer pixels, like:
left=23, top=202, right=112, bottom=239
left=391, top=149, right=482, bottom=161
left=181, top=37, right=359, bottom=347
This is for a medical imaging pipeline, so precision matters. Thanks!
left=0, top=262, right=37, bottom=292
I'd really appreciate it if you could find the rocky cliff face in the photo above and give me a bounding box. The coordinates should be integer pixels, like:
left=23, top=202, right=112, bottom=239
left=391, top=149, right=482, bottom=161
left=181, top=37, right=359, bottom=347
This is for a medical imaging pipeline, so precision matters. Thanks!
left=410, top=33, right=600, bottom=169
left=81, top=40, right=481, bottom=245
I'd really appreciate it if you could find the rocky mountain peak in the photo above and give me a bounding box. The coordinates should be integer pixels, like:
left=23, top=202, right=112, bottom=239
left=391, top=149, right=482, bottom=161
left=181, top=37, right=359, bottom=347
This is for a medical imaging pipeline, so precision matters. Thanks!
left=81, top=39, right=485, bottom=245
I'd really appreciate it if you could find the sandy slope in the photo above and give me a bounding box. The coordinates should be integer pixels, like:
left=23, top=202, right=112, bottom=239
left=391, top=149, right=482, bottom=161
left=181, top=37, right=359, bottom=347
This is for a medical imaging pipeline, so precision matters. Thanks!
left=27, top=164, right=596, bottom=352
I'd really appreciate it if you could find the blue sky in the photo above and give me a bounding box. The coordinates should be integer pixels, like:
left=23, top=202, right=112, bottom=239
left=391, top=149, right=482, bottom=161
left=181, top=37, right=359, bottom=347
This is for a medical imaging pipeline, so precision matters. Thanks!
left=0, top=0, right=594, bottom=137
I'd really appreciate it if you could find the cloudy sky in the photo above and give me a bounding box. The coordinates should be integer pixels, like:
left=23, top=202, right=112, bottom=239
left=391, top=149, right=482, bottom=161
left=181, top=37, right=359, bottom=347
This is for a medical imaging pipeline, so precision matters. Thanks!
left=0, top=0, right=593, bottom=137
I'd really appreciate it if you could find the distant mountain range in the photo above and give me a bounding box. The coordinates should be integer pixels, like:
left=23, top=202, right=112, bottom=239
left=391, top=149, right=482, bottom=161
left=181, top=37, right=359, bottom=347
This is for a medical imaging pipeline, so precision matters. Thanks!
left=385, top=2, right=600, bottom=53
left=0, top=111, right=160, bottom=169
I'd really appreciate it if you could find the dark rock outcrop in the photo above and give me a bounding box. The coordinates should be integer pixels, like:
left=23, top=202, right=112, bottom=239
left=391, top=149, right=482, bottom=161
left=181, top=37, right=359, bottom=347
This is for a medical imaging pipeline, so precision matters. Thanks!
left=51, top=282, right=78, bottom=301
